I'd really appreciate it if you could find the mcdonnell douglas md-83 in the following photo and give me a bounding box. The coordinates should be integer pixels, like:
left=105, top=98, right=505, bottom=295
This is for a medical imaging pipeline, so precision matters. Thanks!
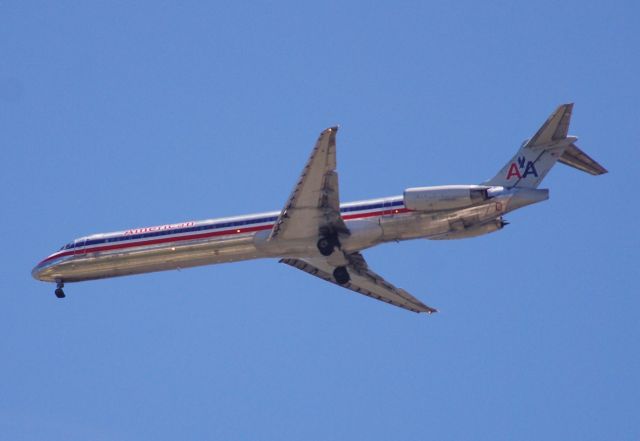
left=33, top=104, right=606, bottom=314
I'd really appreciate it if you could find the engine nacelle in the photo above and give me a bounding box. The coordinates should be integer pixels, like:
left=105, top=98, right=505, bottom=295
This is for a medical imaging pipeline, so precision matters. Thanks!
left=430, top=218, right=507, bottom=240
left=403, top=185, right=489, bottom=212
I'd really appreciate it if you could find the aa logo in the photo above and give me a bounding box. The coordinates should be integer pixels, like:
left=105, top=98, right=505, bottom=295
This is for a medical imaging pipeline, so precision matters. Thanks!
left=506, top=156, right=538, bottom=180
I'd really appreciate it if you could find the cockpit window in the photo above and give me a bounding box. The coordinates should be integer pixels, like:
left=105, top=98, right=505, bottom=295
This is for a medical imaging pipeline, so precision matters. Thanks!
left=60, top=242, right=74, bottom=250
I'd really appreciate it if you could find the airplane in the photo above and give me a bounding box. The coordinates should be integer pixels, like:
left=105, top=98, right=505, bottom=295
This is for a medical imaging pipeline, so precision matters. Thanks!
left=32, top=104, right=607, bottom=314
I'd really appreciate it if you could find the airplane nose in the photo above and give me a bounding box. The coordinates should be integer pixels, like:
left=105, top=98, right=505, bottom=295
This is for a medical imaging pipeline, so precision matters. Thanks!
left=31, top=262, right=45, bottom=281
left=32, top=258, right=59, bottom=282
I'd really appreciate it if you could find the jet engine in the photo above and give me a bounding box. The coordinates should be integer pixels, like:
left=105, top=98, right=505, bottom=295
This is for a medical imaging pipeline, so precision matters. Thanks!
left=430, top=218, right=507, bottom=240
left=403, top=185, right=489, bottom=212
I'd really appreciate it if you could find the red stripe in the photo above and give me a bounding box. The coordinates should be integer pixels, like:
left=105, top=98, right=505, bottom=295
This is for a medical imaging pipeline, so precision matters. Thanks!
left=38, top=207, right=411, bottom=265
left=342, top=207, right=409, bottom=220
left=39, top=224, right=273, bottom=265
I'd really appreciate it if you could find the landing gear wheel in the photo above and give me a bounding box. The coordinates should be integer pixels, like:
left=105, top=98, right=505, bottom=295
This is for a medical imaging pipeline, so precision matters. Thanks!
left=317, top=237, right=335, bottom=256
left=55, top=280, right=65, bottom=299
left=333, top=266, right=350, bottom=285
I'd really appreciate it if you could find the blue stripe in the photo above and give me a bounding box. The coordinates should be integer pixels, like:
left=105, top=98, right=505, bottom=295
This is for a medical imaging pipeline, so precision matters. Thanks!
left=62, top=199, right=404, bottom=250
left=341, top=200, right=403, bottom=213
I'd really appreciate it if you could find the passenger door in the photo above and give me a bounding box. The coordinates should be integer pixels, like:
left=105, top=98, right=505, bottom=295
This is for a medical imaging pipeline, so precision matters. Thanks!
left=73, top=238, right=86, bottom=256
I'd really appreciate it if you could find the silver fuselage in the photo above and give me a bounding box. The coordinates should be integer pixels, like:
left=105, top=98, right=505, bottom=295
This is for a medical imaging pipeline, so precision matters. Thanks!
left=32, top=186, right=547, bottom=284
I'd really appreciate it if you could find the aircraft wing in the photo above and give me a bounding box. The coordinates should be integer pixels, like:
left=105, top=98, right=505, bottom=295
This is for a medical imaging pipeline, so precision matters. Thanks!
left=269, top=127, right=349, bottom=241
left=280, top=252, right=437, bottom=314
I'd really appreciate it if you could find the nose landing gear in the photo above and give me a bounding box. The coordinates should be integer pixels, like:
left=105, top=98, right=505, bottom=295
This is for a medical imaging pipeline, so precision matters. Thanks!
left=54, top=280, right=65, bottom=299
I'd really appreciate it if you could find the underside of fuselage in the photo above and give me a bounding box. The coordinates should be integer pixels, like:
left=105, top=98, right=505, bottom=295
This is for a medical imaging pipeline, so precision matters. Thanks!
left=32, top=186, right=546, bottom=284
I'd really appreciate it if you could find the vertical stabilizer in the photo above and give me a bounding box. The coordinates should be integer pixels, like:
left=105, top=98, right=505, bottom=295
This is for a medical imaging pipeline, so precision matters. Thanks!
left=485, top=104, right=577, bottom=188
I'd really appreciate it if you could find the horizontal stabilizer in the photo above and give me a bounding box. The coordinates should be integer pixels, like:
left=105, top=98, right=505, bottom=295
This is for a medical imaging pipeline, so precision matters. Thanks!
left=558, top=143, right=607, bottom=175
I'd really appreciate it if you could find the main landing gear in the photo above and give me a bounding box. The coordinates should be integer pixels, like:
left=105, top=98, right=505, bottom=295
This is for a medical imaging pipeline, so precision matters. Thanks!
left=317, top=231, right=349, bottom=284
left=317, top=236, right=337, bottom=256
left=54, top=280, right=65, bottom=299
left=333, top=266, right=350, bottom=285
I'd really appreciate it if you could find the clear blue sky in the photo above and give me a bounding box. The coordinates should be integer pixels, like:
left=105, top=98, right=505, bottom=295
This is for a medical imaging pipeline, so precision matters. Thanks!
left=2, top=1, right=638, bottom=439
